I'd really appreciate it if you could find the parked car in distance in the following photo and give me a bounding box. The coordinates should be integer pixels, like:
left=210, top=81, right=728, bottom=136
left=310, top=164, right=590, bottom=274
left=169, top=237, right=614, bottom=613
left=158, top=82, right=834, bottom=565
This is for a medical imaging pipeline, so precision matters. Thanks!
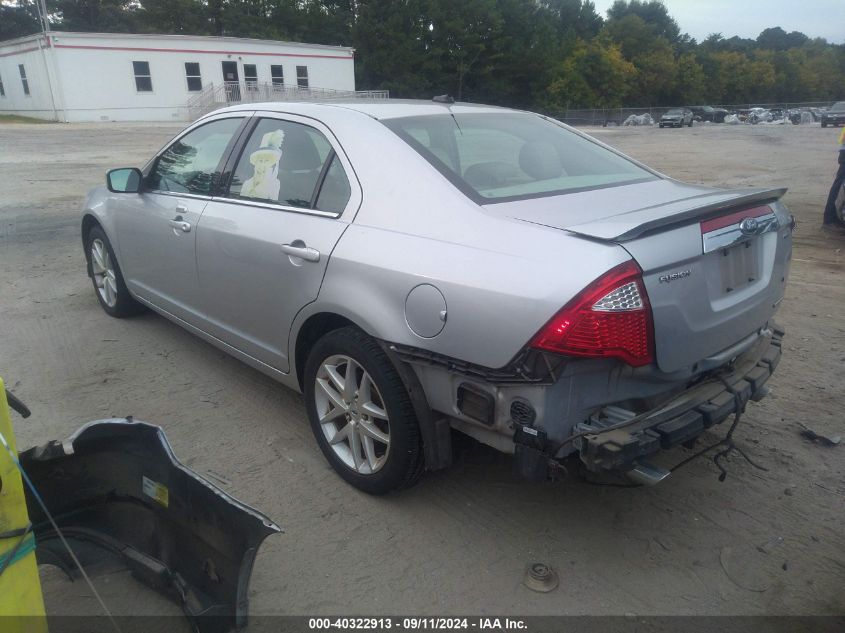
left=748, top=107, right=773, bottom=124
left=688, top=106, right=730, bottom=123
left=659, top=108, right=693, bottom=128
left=821, top=101, right=845, bottom=127
left=82, top=100, right=793, bottom=493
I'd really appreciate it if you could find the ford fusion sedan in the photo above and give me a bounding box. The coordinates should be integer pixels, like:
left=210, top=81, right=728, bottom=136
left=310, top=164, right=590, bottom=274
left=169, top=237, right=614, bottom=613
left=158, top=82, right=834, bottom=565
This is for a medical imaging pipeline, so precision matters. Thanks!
left=82, top=101, right=792, bottom=493
left=659, top=108, right=693, bottom=128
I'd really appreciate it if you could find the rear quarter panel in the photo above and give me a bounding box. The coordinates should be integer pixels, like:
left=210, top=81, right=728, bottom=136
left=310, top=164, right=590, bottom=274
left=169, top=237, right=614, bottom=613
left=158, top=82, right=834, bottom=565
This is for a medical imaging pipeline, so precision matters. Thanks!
left=293, top=111, right=630, bottom=370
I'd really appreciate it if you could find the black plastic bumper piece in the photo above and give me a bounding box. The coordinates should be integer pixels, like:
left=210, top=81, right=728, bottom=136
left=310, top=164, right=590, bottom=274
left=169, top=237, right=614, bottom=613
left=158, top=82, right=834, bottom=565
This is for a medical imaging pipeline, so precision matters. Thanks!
left=19, top=418, right=281, bottom=633
left=578, top=327, right=783, bottom=473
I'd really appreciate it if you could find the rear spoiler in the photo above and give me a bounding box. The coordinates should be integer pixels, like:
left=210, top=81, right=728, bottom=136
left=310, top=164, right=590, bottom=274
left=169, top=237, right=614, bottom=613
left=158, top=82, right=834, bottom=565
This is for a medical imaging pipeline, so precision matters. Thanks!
left=565, top=186, right=788, bottom=242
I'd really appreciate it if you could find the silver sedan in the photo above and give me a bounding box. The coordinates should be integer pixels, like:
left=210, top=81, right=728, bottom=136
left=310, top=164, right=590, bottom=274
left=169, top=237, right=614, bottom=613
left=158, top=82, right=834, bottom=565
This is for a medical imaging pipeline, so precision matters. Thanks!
left=82, top=100, right=793, bottom=493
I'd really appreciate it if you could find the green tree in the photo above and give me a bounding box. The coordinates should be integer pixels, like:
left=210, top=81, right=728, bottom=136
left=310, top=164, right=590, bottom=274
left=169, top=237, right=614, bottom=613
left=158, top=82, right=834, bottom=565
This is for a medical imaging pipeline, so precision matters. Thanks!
left=420, top=0, right=504, bottom=101
left=606, top=0, right=680, bottom=43
left=136, top=0, right=210, bottom=35
left=757, top=26, right=809, bottom=51
left=353, top=0, right=431, bottom=97
left=51, top=0, right=139, bottom=32
left=545, top=36, right=636, bottom=109
left=0, top=1, right=41, bottom=40
left=673, top=52, right=706, bottom=104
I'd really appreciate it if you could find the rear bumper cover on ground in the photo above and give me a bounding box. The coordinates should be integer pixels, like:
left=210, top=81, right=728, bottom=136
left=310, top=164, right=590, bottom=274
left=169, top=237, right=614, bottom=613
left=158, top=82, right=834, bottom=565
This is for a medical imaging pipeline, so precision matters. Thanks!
left=20, top=419, right=281, bottom=633
left=575, top=325, right=783, bottom=472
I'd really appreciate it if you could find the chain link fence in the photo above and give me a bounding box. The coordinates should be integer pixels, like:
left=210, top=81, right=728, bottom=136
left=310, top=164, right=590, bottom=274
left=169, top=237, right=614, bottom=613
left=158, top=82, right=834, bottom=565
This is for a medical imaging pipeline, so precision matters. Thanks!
left=551, top=101, right=835, bottom=126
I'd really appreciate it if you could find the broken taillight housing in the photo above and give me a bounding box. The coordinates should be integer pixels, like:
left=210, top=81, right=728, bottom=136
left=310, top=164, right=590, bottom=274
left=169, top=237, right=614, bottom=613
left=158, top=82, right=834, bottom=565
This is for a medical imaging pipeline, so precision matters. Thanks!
left=529, top=260, right=654, bottom=367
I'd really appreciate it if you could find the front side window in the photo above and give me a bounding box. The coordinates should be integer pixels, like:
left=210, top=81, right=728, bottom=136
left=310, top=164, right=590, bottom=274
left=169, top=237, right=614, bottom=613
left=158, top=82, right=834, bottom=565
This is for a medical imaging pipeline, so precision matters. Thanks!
left=296, top=66, right=308, bottom=89
left=18, top=64, right=29, bottom=96
left=244, top=64, right=258, bottom=92
left=229, top=118, right=350, bottom=213
left=271, top=65, right=284, bottom=90
left=133, top=61, right=152, bottom=92
left=148, top=117, right=243, bottom=196
left=0, top=72, right=5, bottom=97
left=185, top=62, right=202, bottom=92
left=384, top=113, right=655, bottom=203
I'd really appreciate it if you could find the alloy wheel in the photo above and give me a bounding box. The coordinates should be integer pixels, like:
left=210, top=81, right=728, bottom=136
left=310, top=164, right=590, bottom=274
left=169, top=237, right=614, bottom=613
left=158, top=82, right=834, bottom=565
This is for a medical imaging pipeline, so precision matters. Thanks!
left=314, top=354, right=391, bottom=475
left=91, top=238, right=118, bottom=308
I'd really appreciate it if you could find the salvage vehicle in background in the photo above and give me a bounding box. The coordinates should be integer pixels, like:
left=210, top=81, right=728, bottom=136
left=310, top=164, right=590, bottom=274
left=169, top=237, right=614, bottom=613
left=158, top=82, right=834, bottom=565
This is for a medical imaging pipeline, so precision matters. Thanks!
left=659, top=108, right=693, bottom=128
left=81, top=100, right=793, bottom=493
left=821, top=101, right=845, bottom=127
left=688, top=106, right=729, bottom=123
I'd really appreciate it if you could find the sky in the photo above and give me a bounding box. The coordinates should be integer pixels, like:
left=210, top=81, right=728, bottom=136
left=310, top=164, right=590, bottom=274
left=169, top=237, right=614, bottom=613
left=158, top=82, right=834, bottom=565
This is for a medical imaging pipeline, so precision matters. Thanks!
left=590, top=0, right=845, bottom=44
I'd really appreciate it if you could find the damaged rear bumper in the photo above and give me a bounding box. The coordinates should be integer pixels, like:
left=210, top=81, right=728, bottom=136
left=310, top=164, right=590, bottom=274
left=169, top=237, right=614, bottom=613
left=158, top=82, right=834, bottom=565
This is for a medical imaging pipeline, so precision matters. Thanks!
left=20, top=418, right=280, bottom=633
left=575, top=325, right=783, bottom=473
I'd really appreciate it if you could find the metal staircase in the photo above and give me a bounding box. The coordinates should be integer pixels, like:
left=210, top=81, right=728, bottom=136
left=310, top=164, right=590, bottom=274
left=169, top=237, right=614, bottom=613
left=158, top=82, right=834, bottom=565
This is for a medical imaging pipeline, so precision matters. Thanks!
left=186, top=82, right=389, bottom=119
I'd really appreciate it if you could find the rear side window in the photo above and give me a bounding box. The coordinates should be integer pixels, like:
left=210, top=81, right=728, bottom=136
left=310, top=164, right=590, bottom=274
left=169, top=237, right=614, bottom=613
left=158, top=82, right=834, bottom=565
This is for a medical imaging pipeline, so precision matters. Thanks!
left=229, top=118, right=350, bottom=213
left=148, top=117, right=243, bottom=196
left=384, top=113, right=655, bottom=203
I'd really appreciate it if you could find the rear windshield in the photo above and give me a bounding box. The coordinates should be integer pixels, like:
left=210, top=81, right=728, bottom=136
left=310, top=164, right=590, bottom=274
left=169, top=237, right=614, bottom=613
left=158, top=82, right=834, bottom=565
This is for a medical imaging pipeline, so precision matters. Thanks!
left=383, top=113, right=655, bottom=203
left=830, top=102, right=845, bottom=112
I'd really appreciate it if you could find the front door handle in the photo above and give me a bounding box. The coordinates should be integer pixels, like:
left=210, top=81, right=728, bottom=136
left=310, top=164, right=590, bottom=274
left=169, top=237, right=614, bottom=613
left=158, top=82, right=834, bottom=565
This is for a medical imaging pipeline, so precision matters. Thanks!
left=281, top=243, right=320, bottom=262
left=169, top=218, right=192, bottom=233
left=175, top=203, right=189, bottom=214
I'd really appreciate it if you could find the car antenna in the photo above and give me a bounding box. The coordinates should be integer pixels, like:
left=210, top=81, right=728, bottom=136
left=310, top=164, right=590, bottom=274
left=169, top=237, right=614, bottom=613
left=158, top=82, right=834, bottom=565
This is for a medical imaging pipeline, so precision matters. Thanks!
left=433, top=94, right=463, bottom=134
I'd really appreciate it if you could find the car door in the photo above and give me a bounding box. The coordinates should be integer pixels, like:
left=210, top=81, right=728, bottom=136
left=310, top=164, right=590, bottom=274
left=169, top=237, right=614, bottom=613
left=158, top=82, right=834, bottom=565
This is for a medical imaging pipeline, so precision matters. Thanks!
left=196, top=113, right=361, bottom=372
left=114, top=114, right=248, bottom=326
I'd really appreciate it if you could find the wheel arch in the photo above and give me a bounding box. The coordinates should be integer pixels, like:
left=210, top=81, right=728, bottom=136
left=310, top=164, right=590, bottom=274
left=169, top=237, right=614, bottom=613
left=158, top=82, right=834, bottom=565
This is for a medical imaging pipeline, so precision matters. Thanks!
left=81, top=213, right=104, bottom=276
left=292, top=310, right=451, bottom=472
left=293, top=312, right=358, bottom=392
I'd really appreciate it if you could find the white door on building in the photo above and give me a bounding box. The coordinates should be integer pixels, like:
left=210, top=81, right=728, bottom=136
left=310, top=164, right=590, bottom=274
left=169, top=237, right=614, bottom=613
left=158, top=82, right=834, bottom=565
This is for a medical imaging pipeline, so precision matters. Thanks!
left=222, top=61, right=241, bottom=102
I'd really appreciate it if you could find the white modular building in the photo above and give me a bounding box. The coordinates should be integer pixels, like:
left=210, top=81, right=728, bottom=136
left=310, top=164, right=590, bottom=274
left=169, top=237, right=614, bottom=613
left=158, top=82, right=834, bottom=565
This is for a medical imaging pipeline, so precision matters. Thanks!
left=0, top=31, right=359, bottom=122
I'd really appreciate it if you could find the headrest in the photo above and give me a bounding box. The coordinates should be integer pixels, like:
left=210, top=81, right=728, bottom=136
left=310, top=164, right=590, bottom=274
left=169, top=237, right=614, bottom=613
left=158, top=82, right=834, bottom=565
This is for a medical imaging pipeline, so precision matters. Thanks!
left=519, top=141, right=563, bottom=180
left=278, top=126, right=322, bottom=171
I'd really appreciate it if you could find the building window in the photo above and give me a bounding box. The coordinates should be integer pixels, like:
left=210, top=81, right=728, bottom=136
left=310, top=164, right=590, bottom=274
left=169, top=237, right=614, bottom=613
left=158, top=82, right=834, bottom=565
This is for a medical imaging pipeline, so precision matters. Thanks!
left=296, top=65, right=309, bottom=89
left=244, top=64, right=258, bottom=92
left=0, top=72, right=5, bottom=97
left=18, top=64, right=30, bottom=96
left=271, top=65, right=284, bottom=90
left=185, top=62, right=202, bottom=92
left=133, top=61, right=152, bottom=92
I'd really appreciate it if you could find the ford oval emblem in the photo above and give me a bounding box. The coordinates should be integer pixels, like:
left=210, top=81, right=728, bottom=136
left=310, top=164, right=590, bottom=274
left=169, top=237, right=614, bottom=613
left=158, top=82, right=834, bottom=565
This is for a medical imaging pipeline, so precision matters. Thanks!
left=739, top=217, right=760, bottom=235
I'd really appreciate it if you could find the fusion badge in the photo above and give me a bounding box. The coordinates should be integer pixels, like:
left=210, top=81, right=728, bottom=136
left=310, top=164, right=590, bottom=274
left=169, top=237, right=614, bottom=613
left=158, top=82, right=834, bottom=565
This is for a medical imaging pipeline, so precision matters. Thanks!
left=659, top=269, right=691, bottom=284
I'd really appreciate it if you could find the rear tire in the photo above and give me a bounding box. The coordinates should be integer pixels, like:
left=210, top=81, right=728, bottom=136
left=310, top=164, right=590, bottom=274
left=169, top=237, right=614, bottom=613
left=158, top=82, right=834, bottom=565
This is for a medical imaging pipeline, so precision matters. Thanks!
left=85, top=226, right=145, bottom=318
left=304, top=326, right=424, bottom=494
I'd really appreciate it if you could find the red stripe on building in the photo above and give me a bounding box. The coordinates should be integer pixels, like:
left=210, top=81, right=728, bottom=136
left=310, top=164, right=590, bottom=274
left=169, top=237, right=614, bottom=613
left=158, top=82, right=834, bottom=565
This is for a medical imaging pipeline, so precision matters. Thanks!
left=0, top=46, right=41, bottom=58
left=700, top=205, right=772, bottom=234
left=52, top=43, right=353, bottom=59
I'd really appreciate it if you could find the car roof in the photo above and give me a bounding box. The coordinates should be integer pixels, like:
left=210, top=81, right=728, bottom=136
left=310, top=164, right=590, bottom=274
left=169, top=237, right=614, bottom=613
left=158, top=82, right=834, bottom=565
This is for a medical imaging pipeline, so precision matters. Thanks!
left=208, top=99, right=515, bottom=121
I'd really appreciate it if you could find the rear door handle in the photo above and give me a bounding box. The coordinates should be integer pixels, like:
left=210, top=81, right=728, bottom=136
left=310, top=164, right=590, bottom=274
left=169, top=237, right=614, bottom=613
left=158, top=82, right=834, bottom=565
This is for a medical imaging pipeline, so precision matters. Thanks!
left=281, top=243, right=320, bottom=262
left=169, top=218, right=192, bottom=233
left=175, top=203, right=189, bottom=213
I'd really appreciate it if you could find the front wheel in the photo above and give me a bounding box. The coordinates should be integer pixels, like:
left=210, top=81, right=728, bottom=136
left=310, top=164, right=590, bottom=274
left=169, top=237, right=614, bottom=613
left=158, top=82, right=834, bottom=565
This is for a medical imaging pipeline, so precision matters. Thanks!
left=85, top=226, right=145, bottom=318
left=304, top=327, right=424, bottom=494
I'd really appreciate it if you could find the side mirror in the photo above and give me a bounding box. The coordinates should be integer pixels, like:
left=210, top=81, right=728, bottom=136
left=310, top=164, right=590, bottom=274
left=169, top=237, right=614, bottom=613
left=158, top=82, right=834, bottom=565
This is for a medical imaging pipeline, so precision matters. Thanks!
left=107, top=168, right=143, bottom=193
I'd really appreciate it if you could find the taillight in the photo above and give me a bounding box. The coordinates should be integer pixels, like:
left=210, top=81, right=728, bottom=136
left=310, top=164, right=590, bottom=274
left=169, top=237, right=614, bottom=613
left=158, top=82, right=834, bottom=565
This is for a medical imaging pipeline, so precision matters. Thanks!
left=529, top=260, right=654, bottom=367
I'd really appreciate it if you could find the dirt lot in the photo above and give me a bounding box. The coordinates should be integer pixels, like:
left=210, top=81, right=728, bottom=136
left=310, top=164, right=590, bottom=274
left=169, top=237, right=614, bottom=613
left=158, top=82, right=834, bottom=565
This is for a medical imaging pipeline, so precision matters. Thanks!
left=0, top=119, right=843, bottom=619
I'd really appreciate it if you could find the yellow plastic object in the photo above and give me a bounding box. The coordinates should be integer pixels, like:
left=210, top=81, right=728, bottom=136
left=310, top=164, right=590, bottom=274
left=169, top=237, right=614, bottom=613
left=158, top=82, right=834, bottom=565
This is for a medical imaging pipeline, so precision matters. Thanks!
left=0, top=379, right=48, bottom=631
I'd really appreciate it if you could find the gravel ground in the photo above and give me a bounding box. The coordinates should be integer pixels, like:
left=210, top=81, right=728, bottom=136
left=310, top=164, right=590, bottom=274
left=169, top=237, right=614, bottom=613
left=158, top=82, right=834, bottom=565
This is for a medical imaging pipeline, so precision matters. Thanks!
left=0, top=119, right=843, bottom=620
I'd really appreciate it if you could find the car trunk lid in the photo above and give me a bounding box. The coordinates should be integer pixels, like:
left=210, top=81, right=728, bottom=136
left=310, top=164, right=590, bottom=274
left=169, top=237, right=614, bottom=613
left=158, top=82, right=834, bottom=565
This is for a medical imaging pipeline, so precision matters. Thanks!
left=494, top=180, right=792, bottom=372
